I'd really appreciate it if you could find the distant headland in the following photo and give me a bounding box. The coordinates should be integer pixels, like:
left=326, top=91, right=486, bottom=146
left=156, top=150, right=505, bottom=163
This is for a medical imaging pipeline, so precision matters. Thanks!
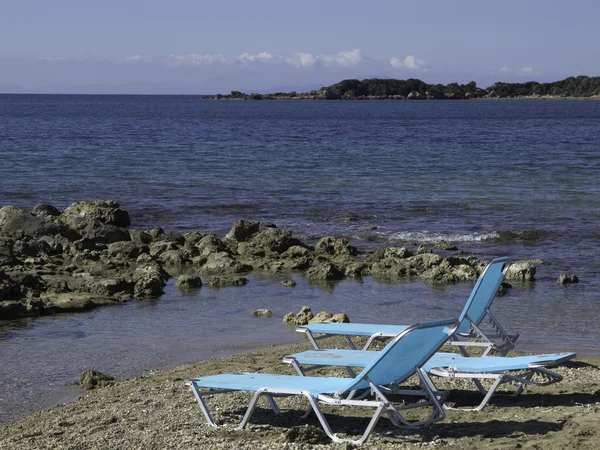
left=207, top=75, right=600, bottom=100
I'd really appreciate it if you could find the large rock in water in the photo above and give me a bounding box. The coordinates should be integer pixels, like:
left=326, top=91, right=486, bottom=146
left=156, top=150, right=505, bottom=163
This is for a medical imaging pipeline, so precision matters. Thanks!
left=506, top=260, right=537, bottom=281
left=132, top=261, right=170, bottom=298
left=249, top=228, right=296, bottom=253
left=60, top=200, right=131, bottom=230
left=0, top=206, right=79, bottom=240
left=225, top=220, right=260, bottom=242
left=314, top=236, right=357, bottom=257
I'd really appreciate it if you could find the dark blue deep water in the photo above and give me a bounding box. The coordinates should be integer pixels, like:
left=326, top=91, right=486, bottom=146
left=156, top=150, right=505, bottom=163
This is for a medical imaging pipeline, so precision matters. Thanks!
left=1, top=95, right=599, bottom=423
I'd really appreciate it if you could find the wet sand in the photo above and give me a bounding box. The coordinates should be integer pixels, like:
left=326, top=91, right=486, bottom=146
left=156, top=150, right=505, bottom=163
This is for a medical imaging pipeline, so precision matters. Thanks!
left=1, top=337, right=599, bottom=449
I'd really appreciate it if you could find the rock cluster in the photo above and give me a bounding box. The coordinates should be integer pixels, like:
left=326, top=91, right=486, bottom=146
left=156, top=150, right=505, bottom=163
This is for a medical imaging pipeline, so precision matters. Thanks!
left=0, top=200, right=537, bottom=321
left=558, top=273, right=579, bottom=284
left=282, top=306, right=350, bottom=326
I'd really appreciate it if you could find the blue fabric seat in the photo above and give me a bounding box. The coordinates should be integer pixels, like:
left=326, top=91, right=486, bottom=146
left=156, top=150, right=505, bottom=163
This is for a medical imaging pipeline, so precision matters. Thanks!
left=186, top=318, right=460, bottom=445
left=298, top=257, right=517, bottom=355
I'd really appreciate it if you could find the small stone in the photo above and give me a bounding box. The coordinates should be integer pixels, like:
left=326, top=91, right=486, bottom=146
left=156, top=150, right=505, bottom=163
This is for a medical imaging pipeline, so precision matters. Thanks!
left=206, top=276, right=249, bottom=288
left=281, top=279, right=296, bottom=287
left=433, top=240, right=457, bottom=251
left=558, top=273, right=579, bottom=284
left=175, top=274, right=203, bottom=291
left=79, top=369, right=115, bottom=390
left=250, top=309, right=273, bottom=318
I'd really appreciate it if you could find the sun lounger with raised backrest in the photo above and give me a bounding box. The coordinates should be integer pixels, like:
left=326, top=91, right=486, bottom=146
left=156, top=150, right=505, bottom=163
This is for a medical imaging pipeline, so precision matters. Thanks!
left=297, top=256, right=517, bottom=356
left=186, top=318, right=460, bottom=445
left=283, top=348, right=576, bottom=411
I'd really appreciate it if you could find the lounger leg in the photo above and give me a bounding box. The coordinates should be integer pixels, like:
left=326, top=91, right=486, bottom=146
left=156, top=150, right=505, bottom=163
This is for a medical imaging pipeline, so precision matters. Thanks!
left=266, top=395, right=280, bottom=415
left=469, top=376, right=505, bottom=411
left=305, top=393, right=385, bottom=445
left=236, top=390, right=267, bottom=430
left=188, top=383, right=218, bottom=427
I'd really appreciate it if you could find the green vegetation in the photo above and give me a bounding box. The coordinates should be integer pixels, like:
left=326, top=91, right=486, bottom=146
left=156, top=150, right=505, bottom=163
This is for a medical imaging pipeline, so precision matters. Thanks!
left=209, top=75, right=600, bottom=100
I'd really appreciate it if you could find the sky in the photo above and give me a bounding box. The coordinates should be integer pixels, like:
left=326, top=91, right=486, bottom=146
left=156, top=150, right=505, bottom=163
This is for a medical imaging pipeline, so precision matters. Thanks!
left=1, top=0, right=599, bottom=94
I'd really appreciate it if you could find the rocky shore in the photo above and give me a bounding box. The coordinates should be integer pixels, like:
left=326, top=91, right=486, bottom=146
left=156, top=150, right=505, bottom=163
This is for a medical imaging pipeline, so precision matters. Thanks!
left=1, top=200, right=538, bottom=321
left=0, top=337, right=598, bottom=449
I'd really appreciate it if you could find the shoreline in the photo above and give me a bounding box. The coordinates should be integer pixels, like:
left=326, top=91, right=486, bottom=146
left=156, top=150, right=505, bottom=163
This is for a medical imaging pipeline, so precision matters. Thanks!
left=1, top=338, right=599, bottom=449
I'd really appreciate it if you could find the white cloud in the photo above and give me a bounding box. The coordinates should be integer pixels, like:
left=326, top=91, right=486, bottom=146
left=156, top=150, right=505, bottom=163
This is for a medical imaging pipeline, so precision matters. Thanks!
left=284, top=52, right=317, bottom=68
left=36, top=56, right=69, bottom=61
left=322, top=49, right=362, bottom=68
left=120, top=54, right=153, bottom=64
left=518, top=66, right=533, bottom=75
left=498, top=66, right=535, bottom=76
left=389, top=55, right=426, bottom=70
left=165, top=53, right=227, bottom=67
left=237, top=52, right=275, bottom=63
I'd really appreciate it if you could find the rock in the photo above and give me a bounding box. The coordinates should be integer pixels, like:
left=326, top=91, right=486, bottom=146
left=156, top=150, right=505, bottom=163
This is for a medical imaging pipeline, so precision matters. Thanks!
left=155, top=232, right=186, bottom=246
left=205, top=276, right=249, bottom=288
left=0, top=206, right=79, bottom=240
left=285, top=424, right=330, bottom=445
left=506, top=260, right=537, bottom=281
left=433, top=240, right=457, bottom=251
left=307, top=311, right=349, bottom=324
left=0, top=238, right=18, bottom=266
left=85, top=277, right=134, bottom=297
left=129, top=229, right=154, bottom=245
left=199, top=252, right=251, bottom=274
left=250, top=228, right=297, bottom=253
left=344, top=262, right=370, bottom=278
left=195, top=235, right=228, bottom=257
left=175, top=274, right=203, bottom=291
left=281, top=245, right=313, bottom=259
left=42, top=292, right=120, bottom=313
left=0, top=300, right=28, bottom=319
left=31, top=204, right=61, bottom=217
left=305, top=262, right=345, bottom=281
left=407, top=253, right=442, bottom=271
left=12, top=238, right=52, bottom=258
left=132, top=261, right=170, bottom=298
left=183, top=231, right=211, bottom=245
left=250, top=309, right=273, bottom=318
left=331, top=313, right=350, bottom=323
left=558, top=273, right=579, bottom=284
left=281, top=279, right=296, bottom=287
left=84, top=225, right=131, bottom=244
left=61, top=200, right=130, bottom=229
left=107, top=241, right=149, bottom=259
left=371, top=247, right=413, bottom=262
left=79, top=369, right=115, bottom=390
left=314, top=236, right=357, bottom=257
left=159, top=249, right=192, bottom=266
left=497, top=281, right=512, bottom=296
left=372, top=258, right=414, bottom=280
left=420, top=266, right=458, bottom=284
left=309, top=311, right=333, bottom=323
left=149, top=241, right=178, bottom=257
left=417, top=245, right=432, bottom=254
left=259, top=221, right=277, bottom=228
left=283, top=305, right=314, bottom=326
left=225, top=220, right=260, bottom=242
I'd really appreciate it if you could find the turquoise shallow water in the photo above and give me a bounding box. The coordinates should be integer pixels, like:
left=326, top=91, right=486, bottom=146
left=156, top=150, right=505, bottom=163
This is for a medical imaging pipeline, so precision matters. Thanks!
left=0, top=95, right=599, bottom=424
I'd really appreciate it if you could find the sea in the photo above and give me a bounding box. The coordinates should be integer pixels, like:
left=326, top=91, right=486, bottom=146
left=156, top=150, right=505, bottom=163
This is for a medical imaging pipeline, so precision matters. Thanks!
left=0, top=95, right=599, bottom=424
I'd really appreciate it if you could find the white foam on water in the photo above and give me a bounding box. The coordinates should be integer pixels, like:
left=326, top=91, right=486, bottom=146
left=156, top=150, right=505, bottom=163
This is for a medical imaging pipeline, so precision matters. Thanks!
left=382, top=230, right=500, bottom=243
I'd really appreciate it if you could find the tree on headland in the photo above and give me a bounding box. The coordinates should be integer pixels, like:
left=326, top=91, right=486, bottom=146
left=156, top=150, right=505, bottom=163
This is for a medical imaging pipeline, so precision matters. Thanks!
left=209, top=75, right=600, bottom=100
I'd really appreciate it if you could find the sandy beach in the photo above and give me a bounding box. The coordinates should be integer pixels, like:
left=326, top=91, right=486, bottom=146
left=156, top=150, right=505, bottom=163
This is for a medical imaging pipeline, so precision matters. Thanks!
left=1, top=336, right=599, bottom=449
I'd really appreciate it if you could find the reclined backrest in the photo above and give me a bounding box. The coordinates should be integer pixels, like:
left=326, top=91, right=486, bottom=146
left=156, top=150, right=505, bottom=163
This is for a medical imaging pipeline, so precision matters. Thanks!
left=344, top=318, right=460, bottom=393
left=457, top=257, right=510, bottom=334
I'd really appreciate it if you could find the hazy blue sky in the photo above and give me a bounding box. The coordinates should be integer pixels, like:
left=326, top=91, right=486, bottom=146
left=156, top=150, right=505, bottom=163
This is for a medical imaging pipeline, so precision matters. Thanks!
left=1, top=0, right=599, bottom=94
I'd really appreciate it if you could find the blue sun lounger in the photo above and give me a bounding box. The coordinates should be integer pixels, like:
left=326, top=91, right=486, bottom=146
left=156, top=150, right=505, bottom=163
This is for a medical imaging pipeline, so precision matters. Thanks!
left=186, top=318, right=460, bottom=445
left=283, top=348, right=576, bottom=411
left=298, top=256, right=517, bottom=356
